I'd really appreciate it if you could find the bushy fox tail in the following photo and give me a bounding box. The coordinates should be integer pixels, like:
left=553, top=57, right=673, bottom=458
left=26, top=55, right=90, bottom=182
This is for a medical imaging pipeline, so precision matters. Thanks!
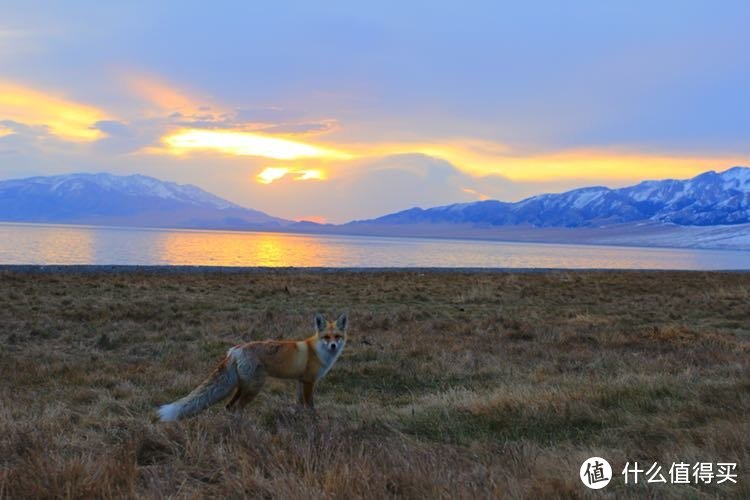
left=158, top=354, right=238, bottom=421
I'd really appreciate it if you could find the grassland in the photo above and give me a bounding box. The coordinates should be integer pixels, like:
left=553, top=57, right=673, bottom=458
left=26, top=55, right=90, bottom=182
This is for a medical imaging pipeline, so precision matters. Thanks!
left=0, top=269, right=748, bottom=498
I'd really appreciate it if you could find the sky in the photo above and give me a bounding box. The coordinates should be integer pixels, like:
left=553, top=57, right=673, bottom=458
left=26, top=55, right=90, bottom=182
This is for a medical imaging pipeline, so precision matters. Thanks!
left=1, top=1, right=749, bottom=223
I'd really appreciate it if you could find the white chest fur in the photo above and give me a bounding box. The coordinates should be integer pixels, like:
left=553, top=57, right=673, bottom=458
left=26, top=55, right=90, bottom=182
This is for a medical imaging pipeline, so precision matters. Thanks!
left=314, top=342, right=344, bottom=381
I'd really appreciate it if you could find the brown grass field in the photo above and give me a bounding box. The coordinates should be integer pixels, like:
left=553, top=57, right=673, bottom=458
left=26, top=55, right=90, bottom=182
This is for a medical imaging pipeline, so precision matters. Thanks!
left=0, top=269, right=748, bottom=498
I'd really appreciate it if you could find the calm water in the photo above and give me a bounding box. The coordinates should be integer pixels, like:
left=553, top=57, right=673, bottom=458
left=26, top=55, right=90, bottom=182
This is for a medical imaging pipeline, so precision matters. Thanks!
left=1, top=222, right=749, bottom=269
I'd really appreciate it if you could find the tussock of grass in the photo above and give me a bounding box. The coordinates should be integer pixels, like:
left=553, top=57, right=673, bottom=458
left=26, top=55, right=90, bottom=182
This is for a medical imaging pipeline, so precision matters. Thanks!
left=0, top=270, right=748, bottom=498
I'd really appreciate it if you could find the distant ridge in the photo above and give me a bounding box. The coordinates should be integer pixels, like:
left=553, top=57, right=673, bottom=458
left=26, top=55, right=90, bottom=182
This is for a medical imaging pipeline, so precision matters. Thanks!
left=1, top=168, right=750, bottom=251
left=0, top=172, right=291, bottom=229
left=351, top=167, right=750, bottom=228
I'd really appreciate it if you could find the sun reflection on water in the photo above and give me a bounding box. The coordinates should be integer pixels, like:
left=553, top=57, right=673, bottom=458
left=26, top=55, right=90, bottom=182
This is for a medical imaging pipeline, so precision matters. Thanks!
left=155, top=230, right=349, bottom=267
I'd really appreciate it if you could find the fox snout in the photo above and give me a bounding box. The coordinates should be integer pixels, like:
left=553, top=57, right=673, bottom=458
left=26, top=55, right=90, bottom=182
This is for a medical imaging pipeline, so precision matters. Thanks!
left=329, top=344, right=338, bottom=353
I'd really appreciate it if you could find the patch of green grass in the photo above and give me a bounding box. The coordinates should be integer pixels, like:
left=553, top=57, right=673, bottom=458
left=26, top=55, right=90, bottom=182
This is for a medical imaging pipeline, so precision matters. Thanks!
left=400, top=404, right=607, bottom=445
left=590, top=383, right=683, bottom=414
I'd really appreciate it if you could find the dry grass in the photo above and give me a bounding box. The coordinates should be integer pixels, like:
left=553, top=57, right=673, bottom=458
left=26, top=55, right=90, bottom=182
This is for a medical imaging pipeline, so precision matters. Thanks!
left=0, top=269, right=748, bottom=498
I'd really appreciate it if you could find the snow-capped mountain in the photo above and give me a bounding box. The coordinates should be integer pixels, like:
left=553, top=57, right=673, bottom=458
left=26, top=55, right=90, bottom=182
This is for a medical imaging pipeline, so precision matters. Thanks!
left=354, top=167, right=750, bottom=228
left=0, top=172, right=290, bottom=229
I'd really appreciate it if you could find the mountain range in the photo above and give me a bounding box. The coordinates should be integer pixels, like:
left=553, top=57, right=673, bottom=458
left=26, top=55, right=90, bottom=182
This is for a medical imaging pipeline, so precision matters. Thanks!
left=355, top=166, right=750, bottom=227
left=0, top=173, right=289, bottom=229
left=1, top=168, right=749, bottom=250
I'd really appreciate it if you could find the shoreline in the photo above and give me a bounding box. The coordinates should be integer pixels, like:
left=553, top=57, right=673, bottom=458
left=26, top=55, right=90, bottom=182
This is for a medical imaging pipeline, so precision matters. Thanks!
left=2, top=264, right=749, bottom=274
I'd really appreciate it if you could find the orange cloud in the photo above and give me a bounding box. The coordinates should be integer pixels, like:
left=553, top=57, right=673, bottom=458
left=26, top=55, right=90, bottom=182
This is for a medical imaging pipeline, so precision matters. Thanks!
left=298, top=215, right=327, bottom=224
left=120, top=75, right=745, bottom=187
left=0, top=80, right=106, bottom=140
left=473, top=150, right=749, bottom=183
left=124, top=74, right=196, bottom=112
left=149, top=120, right=748, bottom=188
left=462, top=187, right=491, bottom=200
left=345, top=139, right=748, bottom=183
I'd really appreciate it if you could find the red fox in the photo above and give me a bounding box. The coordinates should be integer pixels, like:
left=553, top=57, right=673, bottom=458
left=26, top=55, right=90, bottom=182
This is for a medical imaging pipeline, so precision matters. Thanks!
left=158, top=313, right=347, bottom=421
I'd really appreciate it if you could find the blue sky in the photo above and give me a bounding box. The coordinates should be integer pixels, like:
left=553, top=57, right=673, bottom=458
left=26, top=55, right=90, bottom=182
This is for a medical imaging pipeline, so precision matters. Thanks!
left=1, top=1, right=749, bottom=222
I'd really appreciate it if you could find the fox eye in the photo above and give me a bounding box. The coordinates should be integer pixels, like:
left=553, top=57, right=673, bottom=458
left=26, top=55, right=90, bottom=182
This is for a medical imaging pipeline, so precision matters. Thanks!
left=334, top=335, right=342, bottom=340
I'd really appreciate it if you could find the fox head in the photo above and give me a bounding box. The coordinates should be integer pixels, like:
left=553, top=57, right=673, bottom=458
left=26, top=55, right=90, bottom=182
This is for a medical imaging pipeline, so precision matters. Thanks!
left=314, top=312, right=347, bottom=354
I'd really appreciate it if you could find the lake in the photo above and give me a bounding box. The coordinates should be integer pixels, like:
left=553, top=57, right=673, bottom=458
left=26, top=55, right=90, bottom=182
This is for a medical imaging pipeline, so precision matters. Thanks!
left=1, top=222, right=749, bottom=269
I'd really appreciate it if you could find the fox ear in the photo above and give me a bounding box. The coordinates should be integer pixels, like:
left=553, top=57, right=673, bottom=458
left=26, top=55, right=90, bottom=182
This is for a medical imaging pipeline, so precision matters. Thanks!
left=336, top=313, right=348, bottom=332
left=314, top=313, right=326, bottom=333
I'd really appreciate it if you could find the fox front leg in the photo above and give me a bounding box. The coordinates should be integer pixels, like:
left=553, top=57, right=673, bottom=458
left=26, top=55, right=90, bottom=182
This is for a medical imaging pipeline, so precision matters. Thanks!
left=297, top=381, right=315, bottom=408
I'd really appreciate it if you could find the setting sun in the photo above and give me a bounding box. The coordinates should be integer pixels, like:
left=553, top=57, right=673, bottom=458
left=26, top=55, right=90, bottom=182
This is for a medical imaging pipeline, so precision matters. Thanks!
left=256, top=167, right=326, bottom=184
left=293, top=169, right=325, bottom=181
left=256, top=167, right=288, bottom=184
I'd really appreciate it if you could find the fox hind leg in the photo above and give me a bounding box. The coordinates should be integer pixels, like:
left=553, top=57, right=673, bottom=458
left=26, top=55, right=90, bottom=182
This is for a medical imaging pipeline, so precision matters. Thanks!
left=226, top=388, right=242, bottom=410
left=228, top=368, right=266, bottom=411
left=225, top=351, right=263, bottom=412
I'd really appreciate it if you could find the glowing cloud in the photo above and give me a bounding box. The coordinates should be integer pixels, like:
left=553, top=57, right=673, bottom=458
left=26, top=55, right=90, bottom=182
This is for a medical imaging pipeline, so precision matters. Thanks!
left=256, top=166, right=326, bottom=184
left=0, top=81, right=105, bottom=141
left=163, top=129, right=352, bottom=160
left=125, top=74, right=196, bottom=112
left=257, top=167, right=289, bottom=184
left=462, top=150, right=750, bottom=183
left=153, top=124, right=747, bottom=191
left=349, top=139, right=748, bottom=183
left=462, top=187, right=491, bottom=200
left=294, top=169, right=326, bottom=181
left=298, top=215, right=327, bottom=224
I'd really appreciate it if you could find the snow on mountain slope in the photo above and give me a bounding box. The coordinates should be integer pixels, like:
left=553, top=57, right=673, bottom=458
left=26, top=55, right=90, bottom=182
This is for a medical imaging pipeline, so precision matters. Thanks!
left=0, top=172, right=289, bottom=228
left=6, top=173, right=241, bottom=210
left=357, top=167, right=750, bottom=228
